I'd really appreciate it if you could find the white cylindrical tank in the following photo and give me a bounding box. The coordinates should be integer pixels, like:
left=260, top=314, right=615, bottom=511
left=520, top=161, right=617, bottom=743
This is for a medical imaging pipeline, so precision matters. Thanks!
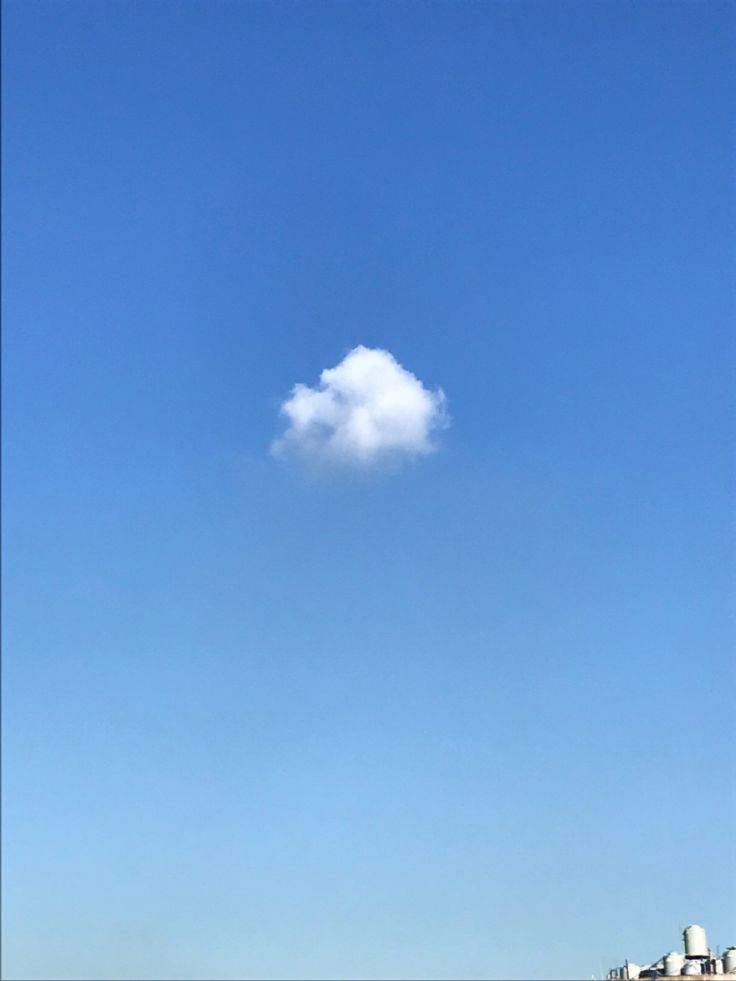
left=664, top=952, right=685, bottom=976
left=684, top=925, right=708, bottom=958
left=723, top=947, right=736, bottom=974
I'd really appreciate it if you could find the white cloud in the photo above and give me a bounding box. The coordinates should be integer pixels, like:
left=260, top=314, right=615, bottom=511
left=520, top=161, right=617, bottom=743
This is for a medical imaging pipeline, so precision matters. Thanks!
left=271, top=345, right=448, bottom=470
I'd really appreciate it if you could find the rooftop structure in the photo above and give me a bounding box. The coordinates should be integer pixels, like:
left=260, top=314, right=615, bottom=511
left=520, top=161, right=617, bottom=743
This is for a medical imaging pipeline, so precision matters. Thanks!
left=606, top=925, right=736, bottom=980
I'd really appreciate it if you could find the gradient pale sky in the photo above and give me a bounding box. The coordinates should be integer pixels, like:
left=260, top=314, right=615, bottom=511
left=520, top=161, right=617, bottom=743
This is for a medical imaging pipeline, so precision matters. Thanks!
left=4, top=2, right=735, bottom=979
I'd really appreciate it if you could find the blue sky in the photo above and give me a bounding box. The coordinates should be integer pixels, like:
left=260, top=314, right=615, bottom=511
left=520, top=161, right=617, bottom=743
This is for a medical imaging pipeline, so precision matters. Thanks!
left=3, top=2, right=735, bottom=979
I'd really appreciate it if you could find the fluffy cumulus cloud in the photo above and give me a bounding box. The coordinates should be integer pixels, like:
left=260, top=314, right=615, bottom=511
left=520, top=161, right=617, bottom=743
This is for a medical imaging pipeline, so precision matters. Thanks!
left=271, top=345, right=448, bottom=470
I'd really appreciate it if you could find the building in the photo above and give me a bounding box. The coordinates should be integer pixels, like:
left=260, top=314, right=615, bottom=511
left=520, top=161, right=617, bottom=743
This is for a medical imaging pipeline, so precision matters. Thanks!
left=606, top=925, right=736, bottom=979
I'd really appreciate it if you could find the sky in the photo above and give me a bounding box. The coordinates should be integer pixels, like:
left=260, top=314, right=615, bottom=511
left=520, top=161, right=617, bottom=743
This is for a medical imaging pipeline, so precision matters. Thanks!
left=3, top=2, right=735, bottom=979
